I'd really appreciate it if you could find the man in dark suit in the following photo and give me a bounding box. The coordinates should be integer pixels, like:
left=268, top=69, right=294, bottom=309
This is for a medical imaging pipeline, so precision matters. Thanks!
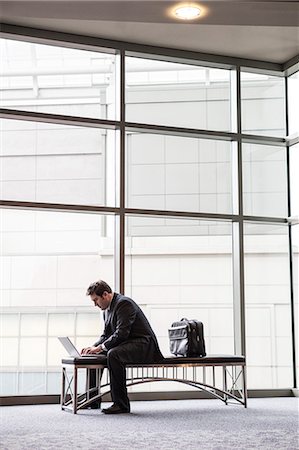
left=81, top=280, right=163, bottom=414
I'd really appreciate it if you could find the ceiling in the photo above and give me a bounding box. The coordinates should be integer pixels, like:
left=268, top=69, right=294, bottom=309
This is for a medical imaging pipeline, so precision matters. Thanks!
left=0, top=0, right=299, bottom=64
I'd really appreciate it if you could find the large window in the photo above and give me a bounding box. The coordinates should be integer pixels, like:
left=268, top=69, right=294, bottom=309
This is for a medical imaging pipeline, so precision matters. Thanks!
left=0, top=35, right=297, bottom=396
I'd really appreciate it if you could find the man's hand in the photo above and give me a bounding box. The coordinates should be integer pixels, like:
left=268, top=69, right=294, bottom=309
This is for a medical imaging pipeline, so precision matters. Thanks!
left=81, top=345, right=103, bottom=355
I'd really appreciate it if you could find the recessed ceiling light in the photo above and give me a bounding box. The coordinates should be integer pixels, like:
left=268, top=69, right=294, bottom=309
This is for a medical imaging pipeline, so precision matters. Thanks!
left=174, top=4, right=201, bottom=20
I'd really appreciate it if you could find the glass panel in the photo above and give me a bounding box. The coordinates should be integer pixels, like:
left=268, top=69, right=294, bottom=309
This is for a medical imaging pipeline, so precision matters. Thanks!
left=0, top=39, right=118, bottom=120
left=126, top=56, right=232, bottom=131
left=244, top=223, right=293, bottom=388
left=288, top=71, right=299, bottom=136
left=290, top=144, right=299, bottom=217
left=0, top=208, right=114, bottom=394
left=241, top=72, right=286, bottom=137
left=242, top=143, right=287, bottom=217
left=0, top=119, right=117, bottom=206
left=125, top=216, right=234, bottom=366
left=126, top=132, right=232, bottom=214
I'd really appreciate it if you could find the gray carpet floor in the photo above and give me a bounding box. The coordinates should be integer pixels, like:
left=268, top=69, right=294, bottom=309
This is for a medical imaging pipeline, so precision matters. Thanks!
left=1, top=398, right=298, bottom=450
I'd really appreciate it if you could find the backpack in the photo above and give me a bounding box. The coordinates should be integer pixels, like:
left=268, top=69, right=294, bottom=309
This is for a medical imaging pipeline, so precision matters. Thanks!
left=168, top=318, right=206, bottom=357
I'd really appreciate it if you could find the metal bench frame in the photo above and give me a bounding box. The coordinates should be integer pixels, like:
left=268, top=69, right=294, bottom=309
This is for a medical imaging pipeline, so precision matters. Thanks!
left=61, top=356, right=247, bottom=414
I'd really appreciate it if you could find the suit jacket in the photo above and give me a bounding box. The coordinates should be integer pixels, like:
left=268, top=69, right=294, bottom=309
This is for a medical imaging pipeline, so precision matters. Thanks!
left=94, top=293, right=163, bottom=362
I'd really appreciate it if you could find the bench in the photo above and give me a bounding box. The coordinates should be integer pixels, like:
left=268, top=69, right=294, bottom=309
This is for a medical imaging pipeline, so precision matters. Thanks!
left=61, top=354, right=247, bottom=413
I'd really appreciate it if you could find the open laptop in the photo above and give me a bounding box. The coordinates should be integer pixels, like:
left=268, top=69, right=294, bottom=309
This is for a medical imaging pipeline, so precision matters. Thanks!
left=58, top=337, right=100, bottom=358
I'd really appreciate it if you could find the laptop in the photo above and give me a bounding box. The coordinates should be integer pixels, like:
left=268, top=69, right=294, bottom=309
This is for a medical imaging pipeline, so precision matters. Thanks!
left=58, top=337, right=100, bottom=358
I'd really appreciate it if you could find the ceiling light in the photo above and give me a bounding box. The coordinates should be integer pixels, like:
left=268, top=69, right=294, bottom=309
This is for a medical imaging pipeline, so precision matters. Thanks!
left=174, top=4, right=201, bottom=20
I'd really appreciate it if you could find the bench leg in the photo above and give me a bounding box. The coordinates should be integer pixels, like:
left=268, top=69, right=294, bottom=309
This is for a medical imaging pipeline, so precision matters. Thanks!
left=223, top=366, right=228, bottom=405
left=73, top=366, right=78, bottom=414
left=61, top=367, right=66, bottom=409
left=86, top=368, right=91, bottom=403
left=242, top=365, right=247, bottom=408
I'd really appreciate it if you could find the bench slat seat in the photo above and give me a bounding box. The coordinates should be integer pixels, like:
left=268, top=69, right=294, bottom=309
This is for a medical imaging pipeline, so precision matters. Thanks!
left=62, top=354, right=245, bottom=366
left=148, top=355, right=245, bottom=365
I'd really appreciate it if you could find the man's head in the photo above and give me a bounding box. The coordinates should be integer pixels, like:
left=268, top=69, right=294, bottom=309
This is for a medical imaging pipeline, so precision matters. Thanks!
left=86, top=280, right=113, bottom=310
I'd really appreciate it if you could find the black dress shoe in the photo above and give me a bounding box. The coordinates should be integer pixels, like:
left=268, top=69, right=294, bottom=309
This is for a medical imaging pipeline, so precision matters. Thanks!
left=102, top=404, right=130, bottom=414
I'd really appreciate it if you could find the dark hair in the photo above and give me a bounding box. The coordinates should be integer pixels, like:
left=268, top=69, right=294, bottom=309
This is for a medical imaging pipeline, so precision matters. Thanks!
left=86, top=280, right=112, bottom=297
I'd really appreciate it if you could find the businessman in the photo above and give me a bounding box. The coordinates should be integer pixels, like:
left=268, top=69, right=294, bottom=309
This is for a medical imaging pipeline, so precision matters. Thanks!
left=81, top=280, right=163, bottom=414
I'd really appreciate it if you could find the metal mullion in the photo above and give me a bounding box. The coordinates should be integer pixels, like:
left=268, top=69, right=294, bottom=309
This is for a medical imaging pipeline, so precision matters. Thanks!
left=116, top=48, right=126, bottom=294
left=125, top=123, right=286, bottom=147
left=45, top=311, right=50, bottom=394
left=0, top=200, right=118, bottom=214
left=0, top=108, right=119, bottom=130
left=242, top=215, right=287, bottom=224
left=232, top=66, right=246, bottom=357
left=0, top=199, right=290, bottom=224
left=285, top=76, right=289, bottom=140
left=124, top=208, right=234, bottom=221
left=240, top=133, right=286, bottom=147
left=16, top=311, right=21, bottom=395
left=125, top=122, right=237, bottom=141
